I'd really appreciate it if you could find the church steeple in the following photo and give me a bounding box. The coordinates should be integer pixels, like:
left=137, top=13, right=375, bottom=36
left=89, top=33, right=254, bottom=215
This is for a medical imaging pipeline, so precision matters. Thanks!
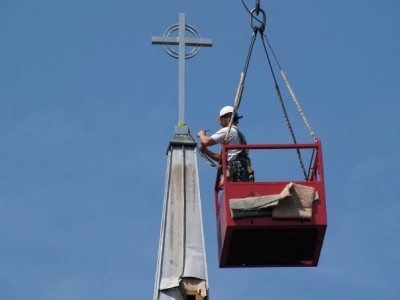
left=151, top=13, right=212, bottom=300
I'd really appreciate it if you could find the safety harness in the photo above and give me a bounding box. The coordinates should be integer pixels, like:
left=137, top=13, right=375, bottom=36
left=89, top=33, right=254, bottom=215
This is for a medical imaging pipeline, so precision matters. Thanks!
left=234, top=127, right=255, bottom=182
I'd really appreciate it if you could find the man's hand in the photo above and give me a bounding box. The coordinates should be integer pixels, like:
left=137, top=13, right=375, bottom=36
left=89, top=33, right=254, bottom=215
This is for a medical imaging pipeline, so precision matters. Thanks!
left=197, top=129, right=216, bottom=147
left=197, top=130, right=207, bottom=138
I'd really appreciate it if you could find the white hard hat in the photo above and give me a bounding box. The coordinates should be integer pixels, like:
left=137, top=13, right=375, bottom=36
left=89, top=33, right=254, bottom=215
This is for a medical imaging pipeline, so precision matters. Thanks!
left=219, top=105, right=234, bottom=117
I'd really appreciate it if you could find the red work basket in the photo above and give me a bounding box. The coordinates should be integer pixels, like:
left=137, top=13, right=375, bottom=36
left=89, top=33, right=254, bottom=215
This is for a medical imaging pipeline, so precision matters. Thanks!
left=215, top=140, right=327, bottom=268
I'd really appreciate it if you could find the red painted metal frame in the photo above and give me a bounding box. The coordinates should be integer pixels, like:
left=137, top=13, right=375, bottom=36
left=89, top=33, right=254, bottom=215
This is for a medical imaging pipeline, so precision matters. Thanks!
left=215, top=140, right=327, bottom=268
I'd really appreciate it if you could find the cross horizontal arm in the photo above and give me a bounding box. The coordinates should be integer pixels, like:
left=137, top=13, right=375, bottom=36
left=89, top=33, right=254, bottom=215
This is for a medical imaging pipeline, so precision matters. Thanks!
left=185, top=38, right=213, bottom=47
left=152, top=36, right=212, bottom=47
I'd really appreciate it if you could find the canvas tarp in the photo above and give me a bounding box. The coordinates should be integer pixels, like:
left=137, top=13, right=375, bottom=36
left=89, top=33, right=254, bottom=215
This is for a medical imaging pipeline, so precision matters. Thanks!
left=229, top=182, right=318, bottom=219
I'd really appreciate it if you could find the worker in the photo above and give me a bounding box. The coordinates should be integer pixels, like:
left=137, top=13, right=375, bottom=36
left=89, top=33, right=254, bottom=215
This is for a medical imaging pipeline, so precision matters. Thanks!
left=197, top=105, right=254, bottom=183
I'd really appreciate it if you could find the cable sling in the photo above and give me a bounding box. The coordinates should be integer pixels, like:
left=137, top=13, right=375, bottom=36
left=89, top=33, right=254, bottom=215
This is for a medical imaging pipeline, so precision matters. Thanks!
left=263, top=33, right=317, bottom=141
left=259, top=34, right=308, bottom=179
left=224, top=0, right=317, bottom=180
left=225, top=1, right=265, bottom=142
left=224, top=31, right=258, bottom=144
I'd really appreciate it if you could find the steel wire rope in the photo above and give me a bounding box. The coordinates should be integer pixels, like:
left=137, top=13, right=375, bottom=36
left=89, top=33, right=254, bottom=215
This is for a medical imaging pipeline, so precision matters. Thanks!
left=259, top=34, right=308, bottom=179
left=262, top=32, right=317, bottom=142
left=224, top=31, right=258, bottom=144
left=224, top=0, right=262, bottom=142
left=227, top=0, right=309, bottom=179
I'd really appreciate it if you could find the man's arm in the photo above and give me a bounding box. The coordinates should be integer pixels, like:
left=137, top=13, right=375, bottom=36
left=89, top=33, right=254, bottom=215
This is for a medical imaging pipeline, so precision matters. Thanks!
left=197, top=130, right=217, bottom=146
left=197, top=130, right=220, bottom=162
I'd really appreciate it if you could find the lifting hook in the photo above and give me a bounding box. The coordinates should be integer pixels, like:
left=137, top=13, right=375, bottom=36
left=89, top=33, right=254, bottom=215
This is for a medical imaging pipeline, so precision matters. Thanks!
left=250, top=0, right=266, bottom=33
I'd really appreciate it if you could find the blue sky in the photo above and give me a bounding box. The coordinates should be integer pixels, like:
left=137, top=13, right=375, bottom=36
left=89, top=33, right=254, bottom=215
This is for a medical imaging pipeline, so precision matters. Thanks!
left=1, top=1, right=399, bottom=299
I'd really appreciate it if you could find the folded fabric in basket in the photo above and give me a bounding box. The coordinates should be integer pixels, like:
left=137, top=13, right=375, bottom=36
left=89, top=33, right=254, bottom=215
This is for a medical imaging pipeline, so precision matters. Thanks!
left=229, top=182, right=318, bottom=219
left=229, top=194, right=280, bottom=219
left=273, top=182, right=318, bottom=219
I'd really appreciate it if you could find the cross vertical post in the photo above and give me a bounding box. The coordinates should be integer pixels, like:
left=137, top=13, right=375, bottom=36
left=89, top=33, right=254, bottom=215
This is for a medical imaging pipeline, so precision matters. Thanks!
left=152, top=12, right=212, bottom=134
left=178, top=13, right=186, bottom=127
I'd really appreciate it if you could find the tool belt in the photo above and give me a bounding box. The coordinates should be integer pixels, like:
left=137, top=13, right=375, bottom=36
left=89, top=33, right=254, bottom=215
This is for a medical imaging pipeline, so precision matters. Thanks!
left=227, top=152, right=255, bottom=182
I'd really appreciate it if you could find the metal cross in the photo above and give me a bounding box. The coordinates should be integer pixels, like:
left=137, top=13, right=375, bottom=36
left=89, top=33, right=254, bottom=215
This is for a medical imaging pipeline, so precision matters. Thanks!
left=152, top=13, right=212, bottom=132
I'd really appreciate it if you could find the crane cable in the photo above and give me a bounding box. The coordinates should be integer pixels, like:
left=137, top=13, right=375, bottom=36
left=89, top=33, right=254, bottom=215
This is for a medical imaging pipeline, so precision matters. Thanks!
left=225, top=0, right=317, bottom=179
left=262, top=33, right=317, bottom=142
left=224, top=13, right=258, bottom=144
left=258, top=34, right=308, bottom=179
